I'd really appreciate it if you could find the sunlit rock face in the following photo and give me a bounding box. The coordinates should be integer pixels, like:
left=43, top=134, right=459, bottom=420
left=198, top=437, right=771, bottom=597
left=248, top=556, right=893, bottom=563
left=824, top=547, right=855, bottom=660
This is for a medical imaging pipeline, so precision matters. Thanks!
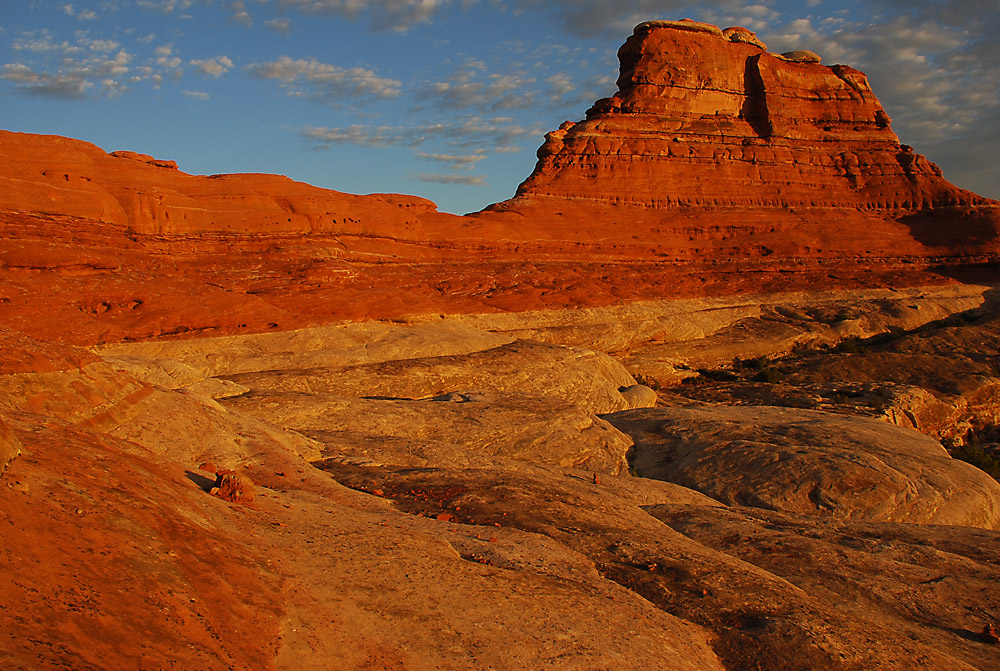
left=491, top=20, right=1000, bottom=263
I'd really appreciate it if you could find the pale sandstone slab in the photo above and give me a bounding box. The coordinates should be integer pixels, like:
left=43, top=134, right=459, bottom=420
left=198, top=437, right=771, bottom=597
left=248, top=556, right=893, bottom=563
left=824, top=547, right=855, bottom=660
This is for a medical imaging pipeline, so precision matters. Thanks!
left=227, top=389, right=633, bottom=473
left=608, top=405, right=1000, bottom=529
left=223, top=339, right=643, bottom=415
left=96, top=320, right=516, bottom=377
left=323, top=461, right=993, bottom=671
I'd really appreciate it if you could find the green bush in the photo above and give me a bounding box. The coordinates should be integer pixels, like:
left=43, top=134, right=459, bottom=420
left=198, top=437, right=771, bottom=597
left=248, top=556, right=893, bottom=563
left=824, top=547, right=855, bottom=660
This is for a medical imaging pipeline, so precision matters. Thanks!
left=753, top=367, right=784, bottom=384
left=698, top=368, right=738, bottom=382
left=834, top=337, right=869, bottom=355
left=953, top=443, right=1000, bottom=481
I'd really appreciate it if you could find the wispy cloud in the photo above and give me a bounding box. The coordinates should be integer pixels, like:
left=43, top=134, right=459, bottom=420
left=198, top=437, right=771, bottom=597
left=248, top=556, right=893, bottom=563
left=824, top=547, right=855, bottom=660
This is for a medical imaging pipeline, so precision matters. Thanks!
left=301, top=116, right=540, bottom=151
left=182, top=89, right=209, bottom=99
left=247, top=56, right=401, bottom=100
left=264, top=17, right=292, bottom=34
left=136, top=0, right=195, bottom=13
left=301, top=124, right=403, bottom=147
left=425, top=63, right=537, bottom=111
left=190, top=55, right=233, bottom=77
left=414, top=173, right=487, bottom=185
left=300, top=115, right=535, bottom=185
left=277, top=0, right=454, bottom=32
left=228, top=0, right=253, bottom=25
left=1, top=33, right=134, bottom=99
left=416, top=150, right=487, bottom=170
left=62, top=4, right=99, bottom=20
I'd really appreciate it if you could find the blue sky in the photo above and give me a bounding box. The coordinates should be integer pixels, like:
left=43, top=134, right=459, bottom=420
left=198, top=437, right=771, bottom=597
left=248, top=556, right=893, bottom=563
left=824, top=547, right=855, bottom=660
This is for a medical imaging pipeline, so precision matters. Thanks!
left=2, top=0, right=997, bottom=214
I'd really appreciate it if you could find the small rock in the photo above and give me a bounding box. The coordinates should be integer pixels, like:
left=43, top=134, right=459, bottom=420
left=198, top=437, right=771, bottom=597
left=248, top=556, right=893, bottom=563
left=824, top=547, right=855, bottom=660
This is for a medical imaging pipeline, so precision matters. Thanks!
left=983, top=623, right=999, bottom=645
left=780, top=49, right=822, bottom=63
left=199, top=461, right=217, bottom=474
left=619, top=384, right=658, bottom=409
left=213, top=470, right=255, bottom=504
left=0, top=420, right=22, bottom=478
left=722, top=26, right=766, bottom=50
left=435, top=512, right=454, bottom=522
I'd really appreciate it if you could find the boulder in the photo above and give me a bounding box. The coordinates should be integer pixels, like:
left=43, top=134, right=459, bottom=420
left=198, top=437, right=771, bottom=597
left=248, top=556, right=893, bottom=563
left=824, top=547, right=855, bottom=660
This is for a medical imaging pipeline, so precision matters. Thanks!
left=212, top=470, right=255, bottom=504
left=608, top=404, right=1000, bottom=529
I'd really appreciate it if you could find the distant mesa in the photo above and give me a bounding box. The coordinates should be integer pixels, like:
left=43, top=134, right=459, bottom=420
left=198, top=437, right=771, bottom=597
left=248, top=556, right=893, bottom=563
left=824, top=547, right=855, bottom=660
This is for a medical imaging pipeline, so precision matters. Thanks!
left=488, top=19, right=999, bottom=262
left=496, top=19, right=992, bottom=212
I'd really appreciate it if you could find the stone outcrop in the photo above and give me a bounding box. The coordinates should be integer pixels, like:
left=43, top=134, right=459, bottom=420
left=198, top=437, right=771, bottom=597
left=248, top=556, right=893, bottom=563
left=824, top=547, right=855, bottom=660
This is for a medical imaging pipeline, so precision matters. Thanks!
left=3, top=18, right=1000, bottom=349
left=3, top=19, right=1000, bottom=671
left=0, top=419, right=21, bottom=477
left=610, top=405, right=1000, bottom=529
left=4, top=299, right=1000, bottom=670
left=489, top=20, right=1000, bottom=262
left=0, top=131, right=458, bottom=239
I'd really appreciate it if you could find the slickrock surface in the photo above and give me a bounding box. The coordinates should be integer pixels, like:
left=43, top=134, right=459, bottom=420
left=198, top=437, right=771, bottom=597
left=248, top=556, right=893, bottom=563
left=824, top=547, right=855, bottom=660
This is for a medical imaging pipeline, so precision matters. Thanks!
left=610, top=405, right=1000, bottom=528
left=3, top=18, right=1000, bottom=671
left=228, top=389, right=635, bottom=473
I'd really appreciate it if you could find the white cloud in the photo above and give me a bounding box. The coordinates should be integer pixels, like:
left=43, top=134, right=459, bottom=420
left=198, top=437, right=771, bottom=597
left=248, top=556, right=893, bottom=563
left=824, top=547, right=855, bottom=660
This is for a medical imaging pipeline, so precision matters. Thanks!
left=422, top=60, right=539, bottom=111
left=0, top=48, right=132, bottom=99
left=78, top=37, right=120, bottom=53
left=0, top=29, right=193, bottom=99
left=183, top=89, right=210, bottom=100
left=247, top=56, right=402, bottom=100
left=301, top=116, right=538, bottom=150
left=229, top=0, right=253, bottom=25
left=190, top=55, right=233, bottom=77
left=137, top=0, right=195, bottom=13
left=301, top=124, right=399, bottom=147
left=0, top=63, right=91, bottom=98
left=416, top=151, right=487, bottom=170
left=62, top=4, right=98, bottom=19
left=414, top=173, right=487, bottom=185
left=11, top=30, right=78, bottom=54
left=277, top=0, right=453, bottom=32
left=264, top=17, right=292, bottom=34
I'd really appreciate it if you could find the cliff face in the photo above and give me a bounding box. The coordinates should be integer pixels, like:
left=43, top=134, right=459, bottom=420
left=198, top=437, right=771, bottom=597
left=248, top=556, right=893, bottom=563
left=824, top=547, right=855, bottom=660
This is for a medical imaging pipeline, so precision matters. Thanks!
left=1, top=20, right=998, bottom=347
left=492, top=20, right=999, bottom=260
left=0, top=130, right=456, bottom=239
left=4, top=23, right=1000, bottom=671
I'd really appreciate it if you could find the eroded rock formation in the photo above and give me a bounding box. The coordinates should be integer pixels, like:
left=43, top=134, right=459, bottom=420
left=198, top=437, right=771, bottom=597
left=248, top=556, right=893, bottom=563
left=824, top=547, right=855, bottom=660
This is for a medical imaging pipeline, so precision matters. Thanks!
left=2, top=19, right=1000, bottom=671
left=490, top=20, right=1000, bottom=262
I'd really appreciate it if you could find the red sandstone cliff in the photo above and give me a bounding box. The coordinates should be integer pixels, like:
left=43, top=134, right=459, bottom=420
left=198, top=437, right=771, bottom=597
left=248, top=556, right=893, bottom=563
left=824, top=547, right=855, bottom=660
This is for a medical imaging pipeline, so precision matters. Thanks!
left=489, top=19, right=1000, bottom=261
left=0, top=130, right=463, bottom=239
left=0, top=20, right=998, bottom=345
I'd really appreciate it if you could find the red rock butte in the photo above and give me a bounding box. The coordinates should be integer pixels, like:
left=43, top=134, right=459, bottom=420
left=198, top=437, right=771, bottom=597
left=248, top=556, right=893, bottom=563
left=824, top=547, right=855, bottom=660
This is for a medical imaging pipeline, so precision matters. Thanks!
left=0, top=19, right=998, bottom=345
left=488, top=19, right=1000, bottom=262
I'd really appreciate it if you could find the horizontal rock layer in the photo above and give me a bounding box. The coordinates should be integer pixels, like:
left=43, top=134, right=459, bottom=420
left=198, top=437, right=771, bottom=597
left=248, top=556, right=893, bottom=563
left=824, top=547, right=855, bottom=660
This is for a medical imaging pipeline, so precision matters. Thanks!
left=490, top=21, right=1000, bottom=262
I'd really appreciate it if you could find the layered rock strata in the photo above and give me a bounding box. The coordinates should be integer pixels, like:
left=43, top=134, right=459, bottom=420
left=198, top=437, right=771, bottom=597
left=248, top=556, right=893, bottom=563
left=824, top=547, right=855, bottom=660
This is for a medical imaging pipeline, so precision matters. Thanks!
left=490, top=19, right=1000, bottom=261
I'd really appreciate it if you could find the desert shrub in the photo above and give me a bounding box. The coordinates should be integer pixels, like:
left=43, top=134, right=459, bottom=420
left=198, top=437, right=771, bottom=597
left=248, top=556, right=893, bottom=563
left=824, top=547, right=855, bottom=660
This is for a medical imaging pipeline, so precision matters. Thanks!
left=834, top=337, right=869, bottom=355
left=753, top=367, right=784, bottom=384
left=953, top=442, right=1000, bottom=481
left=698, top=368, right=738, bottom=382
left=633, top=373, right=663, bottom=392
left=742, top=355, right=770, bottom=370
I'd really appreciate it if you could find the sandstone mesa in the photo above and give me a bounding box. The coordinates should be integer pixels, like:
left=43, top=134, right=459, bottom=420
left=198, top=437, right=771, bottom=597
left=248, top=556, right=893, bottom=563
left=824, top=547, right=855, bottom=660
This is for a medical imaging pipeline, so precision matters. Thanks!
left=2, top=20, right=999, bottom=671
